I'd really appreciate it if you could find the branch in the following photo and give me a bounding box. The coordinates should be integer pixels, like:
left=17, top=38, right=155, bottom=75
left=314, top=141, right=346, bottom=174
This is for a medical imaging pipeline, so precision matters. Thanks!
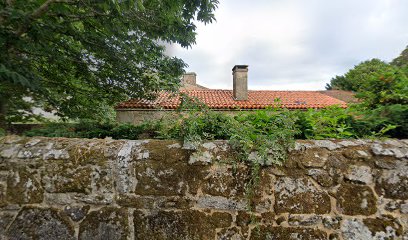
left=31, top=0, right=74, bottom=20
left=15, top=0, right=77, bottom=37
left=6, top=0, right=15, bottom=7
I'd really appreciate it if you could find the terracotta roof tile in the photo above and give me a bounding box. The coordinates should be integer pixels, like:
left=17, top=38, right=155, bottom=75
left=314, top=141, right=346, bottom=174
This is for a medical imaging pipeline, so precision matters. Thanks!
left=116, top=90, right=348, bottom=110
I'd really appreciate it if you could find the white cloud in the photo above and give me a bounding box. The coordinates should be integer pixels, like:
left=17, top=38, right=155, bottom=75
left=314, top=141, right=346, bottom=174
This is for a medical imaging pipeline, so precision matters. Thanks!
left=172, top=0, right=408, bottom=90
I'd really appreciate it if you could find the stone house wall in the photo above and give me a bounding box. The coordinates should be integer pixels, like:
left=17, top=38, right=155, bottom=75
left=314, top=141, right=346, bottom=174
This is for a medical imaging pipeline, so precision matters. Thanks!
left=0, top=136, right=408, bottom=239
left=116, top=109, right=248, bottom=124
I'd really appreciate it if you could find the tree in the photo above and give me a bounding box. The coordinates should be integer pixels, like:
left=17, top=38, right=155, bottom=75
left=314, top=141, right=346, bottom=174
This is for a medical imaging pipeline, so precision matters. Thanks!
left=0, top=0, right=219, bottom=128
left=325, top=59, right=408, bottom=107
left=391, top=45, right=408, bottom=75
left=325, top=75, right=353, bottom=90
left=325, top=59, right=388, bottom=91
left=391, top=45, right=408, bottom=67
left=353, top=63, right=408, bottom=107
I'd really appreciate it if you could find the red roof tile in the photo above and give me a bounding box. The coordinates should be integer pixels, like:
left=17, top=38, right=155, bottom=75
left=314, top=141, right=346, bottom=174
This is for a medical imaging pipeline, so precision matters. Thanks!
left=116, top=90, right=347, bottom=110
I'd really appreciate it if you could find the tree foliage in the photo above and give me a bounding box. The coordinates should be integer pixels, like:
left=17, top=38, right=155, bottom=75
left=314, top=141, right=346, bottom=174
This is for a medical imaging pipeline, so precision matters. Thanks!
left=325, top=75, right=352, bottom=91
left=391, top=45, right=408, bottom=76
left=391, top=45, right=408, bottom=68
left=325, top=58, right=408, bottom=107
left=325, top=48, right=408, bottom=138
left=0, top=0, right=219, bottom=127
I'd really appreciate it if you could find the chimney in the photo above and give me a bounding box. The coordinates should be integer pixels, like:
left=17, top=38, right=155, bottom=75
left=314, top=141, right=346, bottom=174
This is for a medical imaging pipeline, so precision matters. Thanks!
left=182, top=72, right=197, bottom=85
left=232, top=65, right=248, bottom=100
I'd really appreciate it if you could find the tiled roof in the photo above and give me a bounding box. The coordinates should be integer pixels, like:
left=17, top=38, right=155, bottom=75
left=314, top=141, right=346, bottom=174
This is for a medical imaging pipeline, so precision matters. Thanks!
left=116, top=90, right=347, bottom=110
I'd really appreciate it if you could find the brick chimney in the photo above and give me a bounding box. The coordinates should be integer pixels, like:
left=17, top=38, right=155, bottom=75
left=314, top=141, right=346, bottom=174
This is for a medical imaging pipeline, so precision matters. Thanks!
left=182, top=72, right=197, bottom=85
left=232, top=65, right=248, bottom=100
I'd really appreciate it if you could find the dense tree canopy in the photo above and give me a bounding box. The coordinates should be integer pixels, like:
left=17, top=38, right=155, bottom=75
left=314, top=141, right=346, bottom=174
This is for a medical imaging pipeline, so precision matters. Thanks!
left=325, top=75, right=352, bottom=91
left=391, top=45, right=408, bottom=68
left=391, top=45, right=408, bottom=76
left=325, top=58, right=408, bottom=107
left=0, top=0, right=218, bottom=127
left=325, top=48, right=408, bottom=137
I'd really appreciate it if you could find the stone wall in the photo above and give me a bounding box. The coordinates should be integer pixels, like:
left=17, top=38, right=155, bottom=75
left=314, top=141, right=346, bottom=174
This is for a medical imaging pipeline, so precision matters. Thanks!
left=116, top=109, right=259, bottom=125
left=116, top=109, right=176, bottom=124
left=0, top=136, right=408, bottom=240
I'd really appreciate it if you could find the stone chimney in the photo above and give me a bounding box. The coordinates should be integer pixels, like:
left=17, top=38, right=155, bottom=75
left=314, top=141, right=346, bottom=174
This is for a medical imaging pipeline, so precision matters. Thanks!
left=182, top=72, right=197, bottom=85
left=232, top=65, right=248, bottom=100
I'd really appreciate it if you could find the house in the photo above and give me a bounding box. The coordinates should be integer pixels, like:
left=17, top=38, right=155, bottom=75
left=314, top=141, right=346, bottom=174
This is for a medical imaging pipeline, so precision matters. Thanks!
left=115, top=65, right=349, bottom=124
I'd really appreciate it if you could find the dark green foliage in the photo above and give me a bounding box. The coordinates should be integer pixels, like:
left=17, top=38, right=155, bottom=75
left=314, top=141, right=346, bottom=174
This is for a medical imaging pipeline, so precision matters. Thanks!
left=352, top=65, right=408, bottom=108
left=352, top=104, right=408, bottom=139
left=325, top=75, right=353, bottom=91
left=296, top=106, right=358, bottom=139
left=231, top=109, right=299, bottom=165
left=294, top=105, right=405, bottom=139
left=344, top=59, right=391, bottom=91
left=157, top=96, right=299, bottom=166
left=325, top=59, right=408, bottom=108
left=391, top=45, right=408, bottom=68
left=324, top=53, right=407, bottom=139
left=0, top=0, right=218, bottom=125
left=23, top=121, right=159, bottom=140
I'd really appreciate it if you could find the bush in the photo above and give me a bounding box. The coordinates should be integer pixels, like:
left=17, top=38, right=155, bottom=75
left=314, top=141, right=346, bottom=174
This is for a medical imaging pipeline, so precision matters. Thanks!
left=352, top=104, right=408, bottom=138
left=296, top=106, right=358, bottom=139
left=23, top=123, right=78, bottom=138
left=157, top=104, right=299, bottom=166
left=23, top=121, right=160, bottom=140
left=294, top=105, right=402, bottom=139
left=231, top=108, right=299, bottom=165
left=0, top=128, right=5, bottom=137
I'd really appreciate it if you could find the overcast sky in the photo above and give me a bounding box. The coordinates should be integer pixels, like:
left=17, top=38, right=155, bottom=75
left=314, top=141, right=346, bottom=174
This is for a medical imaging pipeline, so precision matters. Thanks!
left=169, top=0, right=408, bottom=90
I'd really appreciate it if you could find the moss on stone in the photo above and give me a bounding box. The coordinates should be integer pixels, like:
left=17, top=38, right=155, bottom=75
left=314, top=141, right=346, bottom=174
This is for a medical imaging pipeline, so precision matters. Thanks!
left=7, top=207, right=75, bottom=240
left=144, top=140, right=189, bottom=163
left=133, top=159, right=207, bottom=196
left=337, top=183, right=377, bottom=215
left=363, top=215, right=403, bottom=238
left=260, top=212, right=275, bottom=225
left=210, top=212, right=232, bottom=228
left=134, top=209, right=232, bottom=240
left=67, top=141, right=110, bottom=166
left=307, top=169, right=334, bottom=187
left=299, top=148, right=330, bottom=168
left=201, top=164, right=249, bottom=198
left=217, top=227, right=243, bottom=240
left=79, top=207, right=129, bottom=240
left=0, top=184, right=6, bottom=207
left=342, top=146, right=372, bottom=161
left=116, top=194, right=192, bottom=209
left=274, top=177, right=331, bottom=214
left=7, top=167, right=43, bottom=204
left=42, top=164, right=93, bottom=194
left=249, top=226, right=327, bottom=240
left=375, top=168, right=408, bottom=200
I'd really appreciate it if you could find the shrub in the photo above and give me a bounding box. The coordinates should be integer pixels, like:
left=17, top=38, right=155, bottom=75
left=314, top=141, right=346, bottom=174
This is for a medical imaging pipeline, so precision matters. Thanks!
left=351, top=104, right=407, bottom=138
left=296, top=106, right=358, bottom=139
left=23, top=123, right=77, bottom=138
left=231, top=108, right=299, bottom=165
left=23, top=121, right=160, bottom=140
